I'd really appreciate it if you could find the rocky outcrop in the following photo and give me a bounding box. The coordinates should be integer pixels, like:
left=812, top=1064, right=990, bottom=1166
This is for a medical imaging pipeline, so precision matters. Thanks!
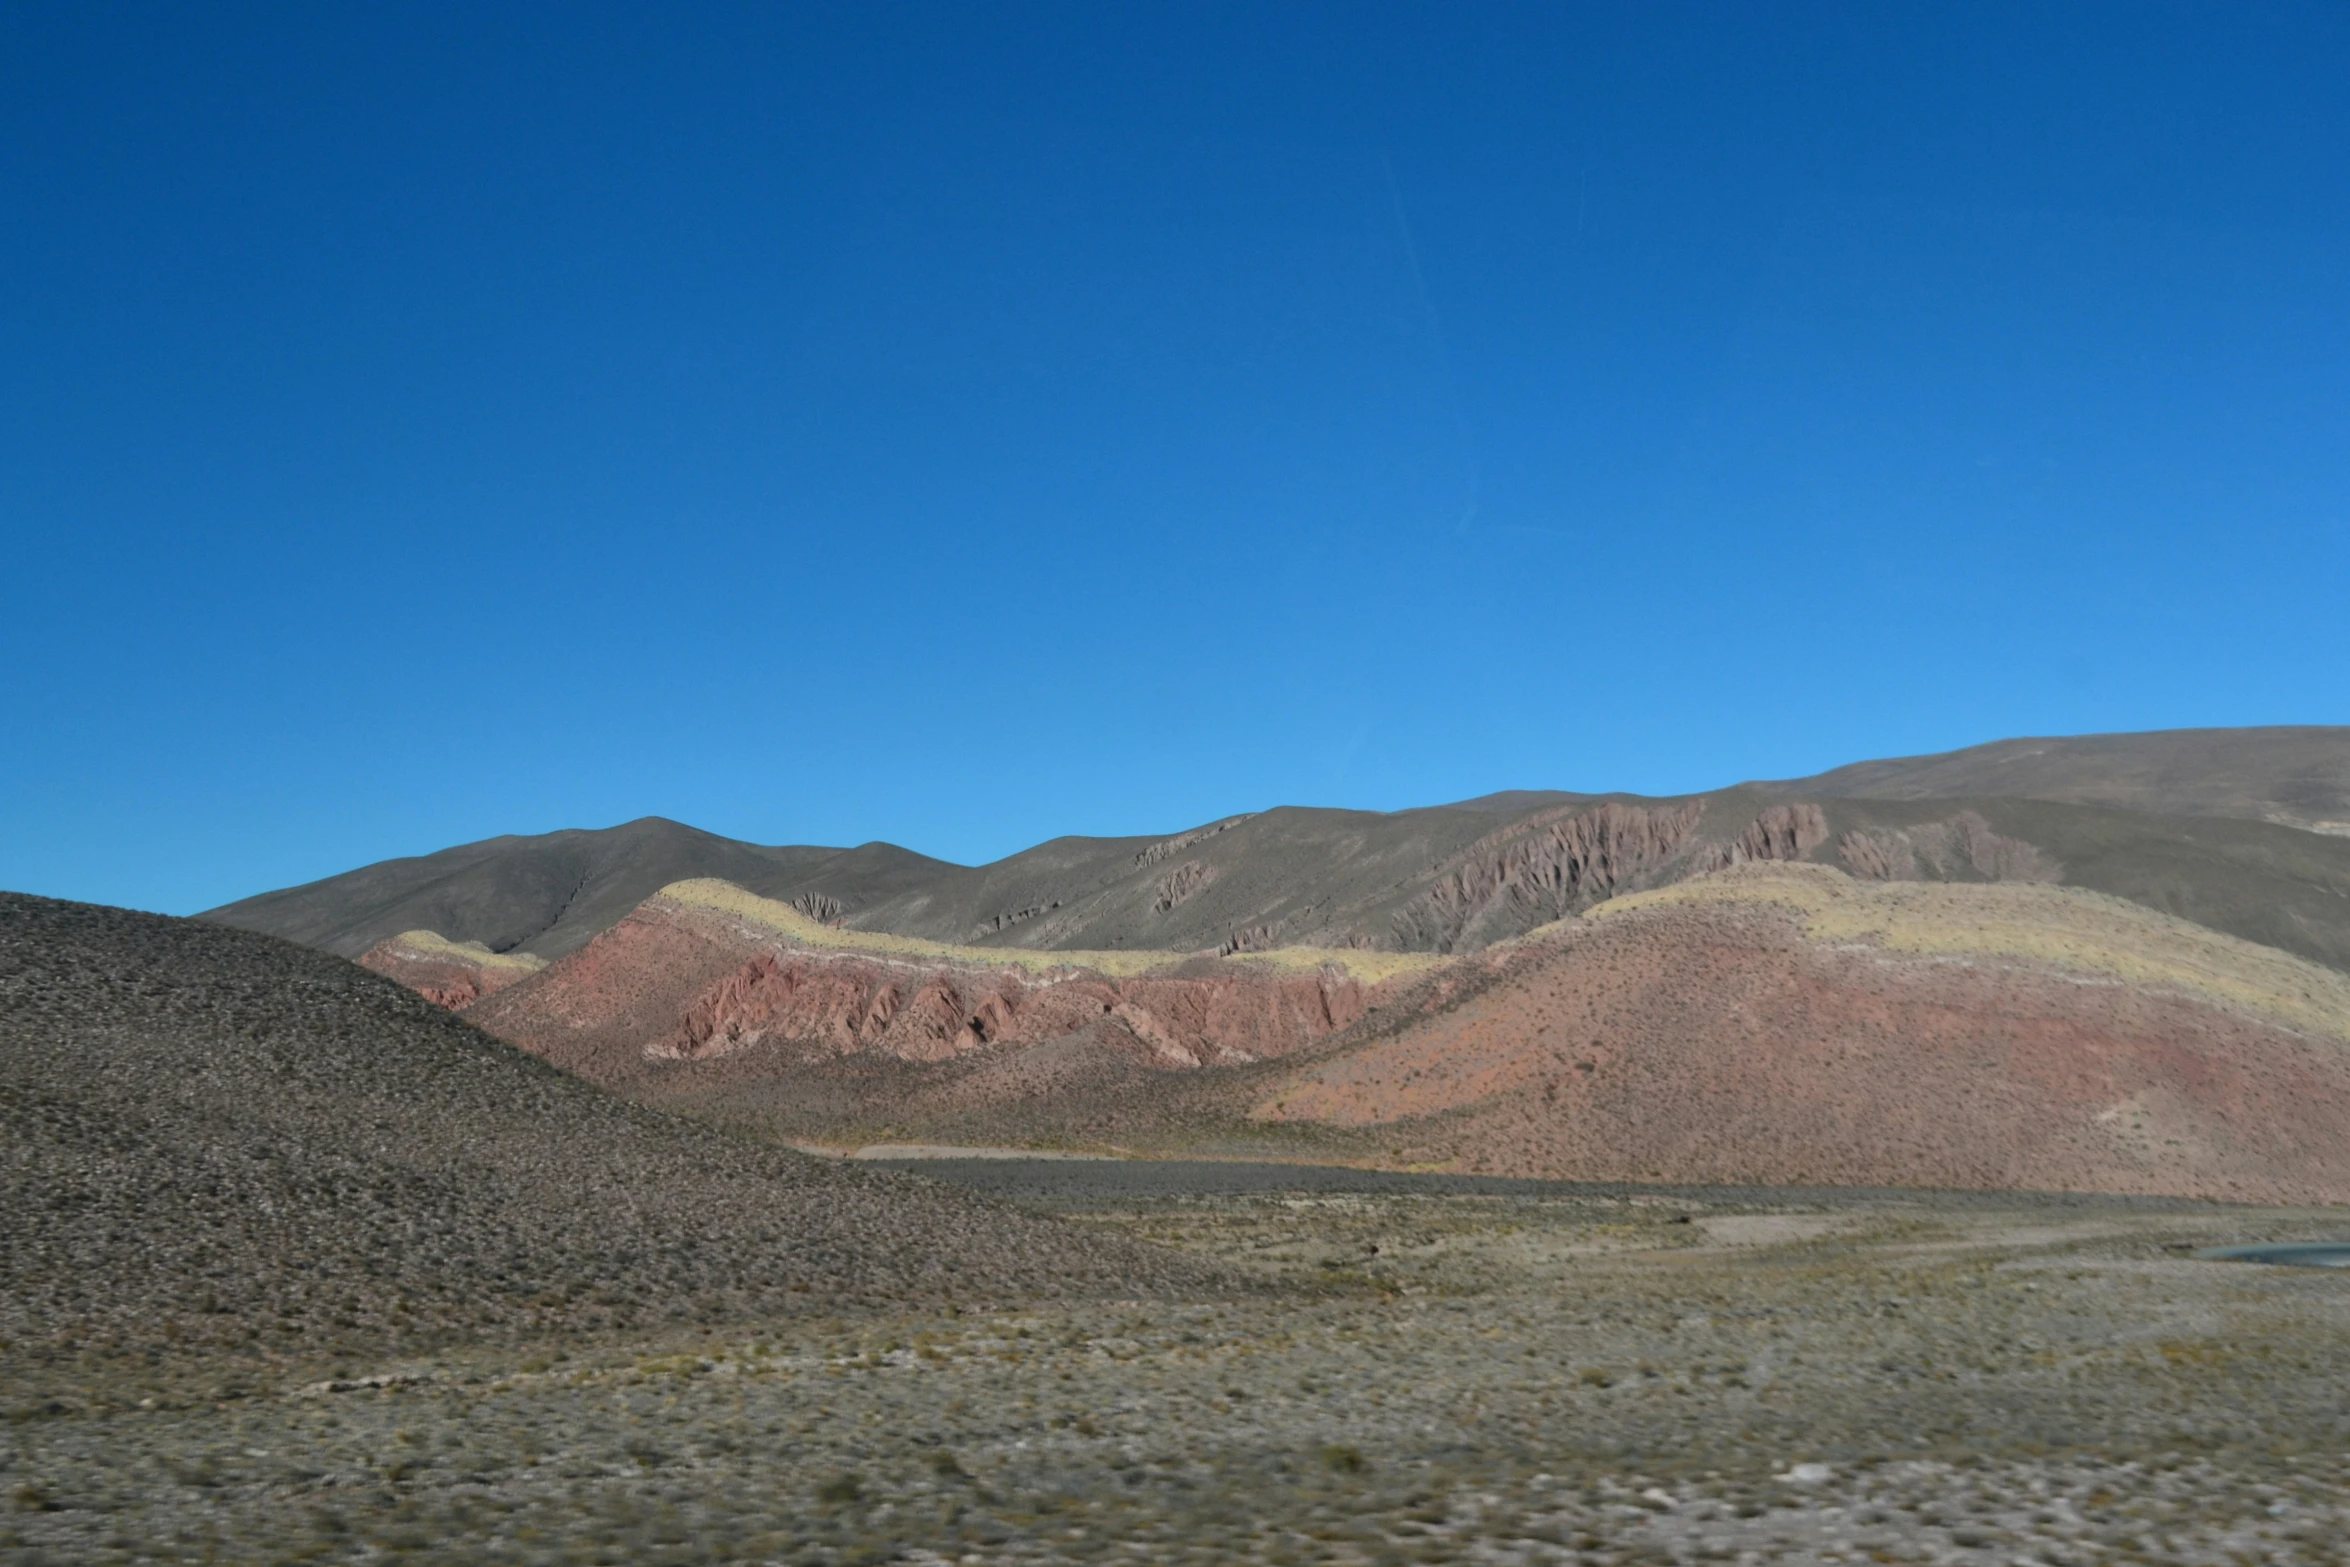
left=1837, top=811, right=2061, bottom=884
left=358, top=930, right=545, bottom=1009
left=1691, top=804, right=1830, bottom=874
left=1391, top=802, right=1707, bottom=952
left=1218, top=922, right=1284, bottom=956
left=972, top=901, right=1063, bottom=938
left=790, top=893, right=845, bottom=925
left=465, top=886, right=1402, bottom=1087
left=1132, top=815, right=1257, bottom=870
left=1152, top=861, right=1214, bottom=914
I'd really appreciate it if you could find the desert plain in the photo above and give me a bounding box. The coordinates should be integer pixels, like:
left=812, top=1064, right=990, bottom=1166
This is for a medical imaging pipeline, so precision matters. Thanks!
left=11, top=1162, right=2350, bottom=1565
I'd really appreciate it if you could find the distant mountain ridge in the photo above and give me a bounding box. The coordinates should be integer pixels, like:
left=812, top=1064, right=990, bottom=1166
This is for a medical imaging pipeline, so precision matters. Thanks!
left=204, top=726, right=2350, bottom=974
left=1757, top=725, right=2350, bottom=830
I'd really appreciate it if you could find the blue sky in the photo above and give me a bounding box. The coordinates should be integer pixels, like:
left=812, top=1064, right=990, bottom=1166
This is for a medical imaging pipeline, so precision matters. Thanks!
left=4, top=2, right=2347, bottom=913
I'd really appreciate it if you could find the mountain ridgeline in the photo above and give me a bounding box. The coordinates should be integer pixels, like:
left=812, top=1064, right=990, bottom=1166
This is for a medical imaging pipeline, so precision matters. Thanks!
left=206, top=727, right=2350, bottom=977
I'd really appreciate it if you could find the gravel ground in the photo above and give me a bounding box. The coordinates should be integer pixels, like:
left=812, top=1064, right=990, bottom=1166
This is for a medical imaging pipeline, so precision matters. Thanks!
left=8, top=1174, right=2350, bottom=1564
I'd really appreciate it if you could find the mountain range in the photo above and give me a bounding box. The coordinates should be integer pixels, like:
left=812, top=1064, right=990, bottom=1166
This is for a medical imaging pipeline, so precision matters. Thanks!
left=181, top=726, right=2350, bottom=1204
left=207, top=726, right=2350, bottom=974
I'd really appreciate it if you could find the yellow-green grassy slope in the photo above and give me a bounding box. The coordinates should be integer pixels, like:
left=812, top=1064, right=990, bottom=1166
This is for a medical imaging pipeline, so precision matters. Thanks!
left=378, top=929, right=548, bottom=975
left=658, top=878, right=1448, bottom=985
left=1581, top=862, right=2350, bottom=1043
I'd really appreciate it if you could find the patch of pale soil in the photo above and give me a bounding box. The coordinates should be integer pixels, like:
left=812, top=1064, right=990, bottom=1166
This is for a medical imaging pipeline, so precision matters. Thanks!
left=1693, top=1213, right=1845, bottom=1247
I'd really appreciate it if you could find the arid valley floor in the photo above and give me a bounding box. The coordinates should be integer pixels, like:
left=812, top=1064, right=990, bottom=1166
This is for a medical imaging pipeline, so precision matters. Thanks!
left=10, top=1162, right=2350, bottom=1566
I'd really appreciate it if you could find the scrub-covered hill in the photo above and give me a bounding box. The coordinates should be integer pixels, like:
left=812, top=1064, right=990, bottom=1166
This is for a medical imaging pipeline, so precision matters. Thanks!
left=0, top=892, right=1222, bottom=1372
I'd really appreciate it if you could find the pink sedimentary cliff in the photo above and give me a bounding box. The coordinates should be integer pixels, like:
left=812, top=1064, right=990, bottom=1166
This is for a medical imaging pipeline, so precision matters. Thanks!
left=458, top=885, right=1401, bottom=1090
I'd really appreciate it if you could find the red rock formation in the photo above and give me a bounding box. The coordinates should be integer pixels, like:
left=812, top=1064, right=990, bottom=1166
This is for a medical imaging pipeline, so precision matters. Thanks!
left=1260, top=884, right=2350, bottom=1202
left=461, top=890, right=1394, bottom=1091
left=453, top=872, right=2350, bottom=1202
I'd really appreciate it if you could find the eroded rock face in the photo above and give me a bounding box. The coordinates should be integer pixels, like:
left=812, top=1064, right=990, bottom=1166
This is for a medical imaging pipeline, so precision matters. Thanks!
left=462, top=893, right=1385, bottom=1088
left=1691, top=803, right=1830, bottom=874
left=1837, top=811, right=2061, bottom=884
left=357, top=931, right=545, bottom=1009
left=1152, top=861, right=1214, bottom=914
left=1392, top=802, right=1708, bottom=952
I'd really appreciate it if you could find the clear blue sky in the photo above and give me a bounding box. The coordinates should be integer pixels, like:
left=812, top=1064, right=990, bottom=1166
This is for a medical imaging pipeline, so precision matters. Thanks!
left=5, top=2, right=2347, bottom=914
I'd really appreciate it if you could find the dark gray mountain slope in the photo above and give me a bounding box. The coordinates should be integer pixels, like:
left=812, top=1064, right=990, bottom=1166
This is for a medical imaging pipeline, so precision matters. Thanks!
left=203, top=729, right=2350, bottom=975
left=1759, top=726, right=2350, bottom=829
left=203, top=816, right=953, bottom=960
left=0, top=893, right=1215, bottom=1367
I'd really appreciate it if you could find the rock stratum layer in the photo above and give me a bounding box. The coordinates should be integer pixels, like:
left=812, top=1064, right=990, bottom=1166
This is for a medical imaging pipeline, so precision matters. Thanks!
left=434, top=867, right=2350, bottom=1202
left=358, top=928, right=545, bottom=1008
left=462, top=879, right=1439, bottom=1094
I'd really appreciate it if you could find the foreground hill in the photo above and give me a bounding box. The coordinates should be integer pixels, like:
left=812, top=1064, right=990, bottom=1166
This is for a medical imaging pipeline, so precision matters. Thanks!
left=450, top=868, right=2350, bottom=1203
left=0, top=893, right=1217, bottom=1369
left=204, top=728, right=2350, bottom=976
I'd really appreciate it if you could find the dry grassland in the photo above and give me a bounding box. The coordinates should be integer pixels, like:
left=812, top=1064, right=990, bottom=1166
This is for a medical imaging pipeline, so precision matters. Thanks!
left=665, top=881, right=1449, bottom=985
left=10, top=1172, right=2350, bottom=1565
left=1587, top=865, right=2350, bottom=1042
left=374, top=933, right=548, bottom=977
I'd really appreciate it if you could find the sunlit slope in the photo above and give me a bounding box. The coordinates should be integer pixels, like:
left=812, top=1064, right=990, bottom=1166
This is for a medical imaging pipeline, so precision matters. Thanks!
left=1585, top=863, right=2350, bottom=1042
left=1256, top=865, right=2350, bottom=1201
left=660, top=877, right=1446, bottom=985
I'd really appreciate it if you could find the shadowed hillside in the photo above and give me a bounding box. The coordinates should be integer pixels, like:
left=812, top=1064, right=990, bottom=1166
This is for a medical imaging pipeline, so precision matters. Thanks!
left=0, top=893, right=1221, bottom=1372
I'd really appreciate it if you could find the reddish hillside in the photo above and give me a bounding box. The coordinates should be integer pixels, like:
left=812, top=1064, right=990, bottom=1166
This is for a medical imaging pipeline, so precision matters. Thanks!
left=460, top=878, right=1438, bottom=1098
left=442, top=869, right=2350, bottom=1201
left=1255, top=866, right=2350, bottom=1202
